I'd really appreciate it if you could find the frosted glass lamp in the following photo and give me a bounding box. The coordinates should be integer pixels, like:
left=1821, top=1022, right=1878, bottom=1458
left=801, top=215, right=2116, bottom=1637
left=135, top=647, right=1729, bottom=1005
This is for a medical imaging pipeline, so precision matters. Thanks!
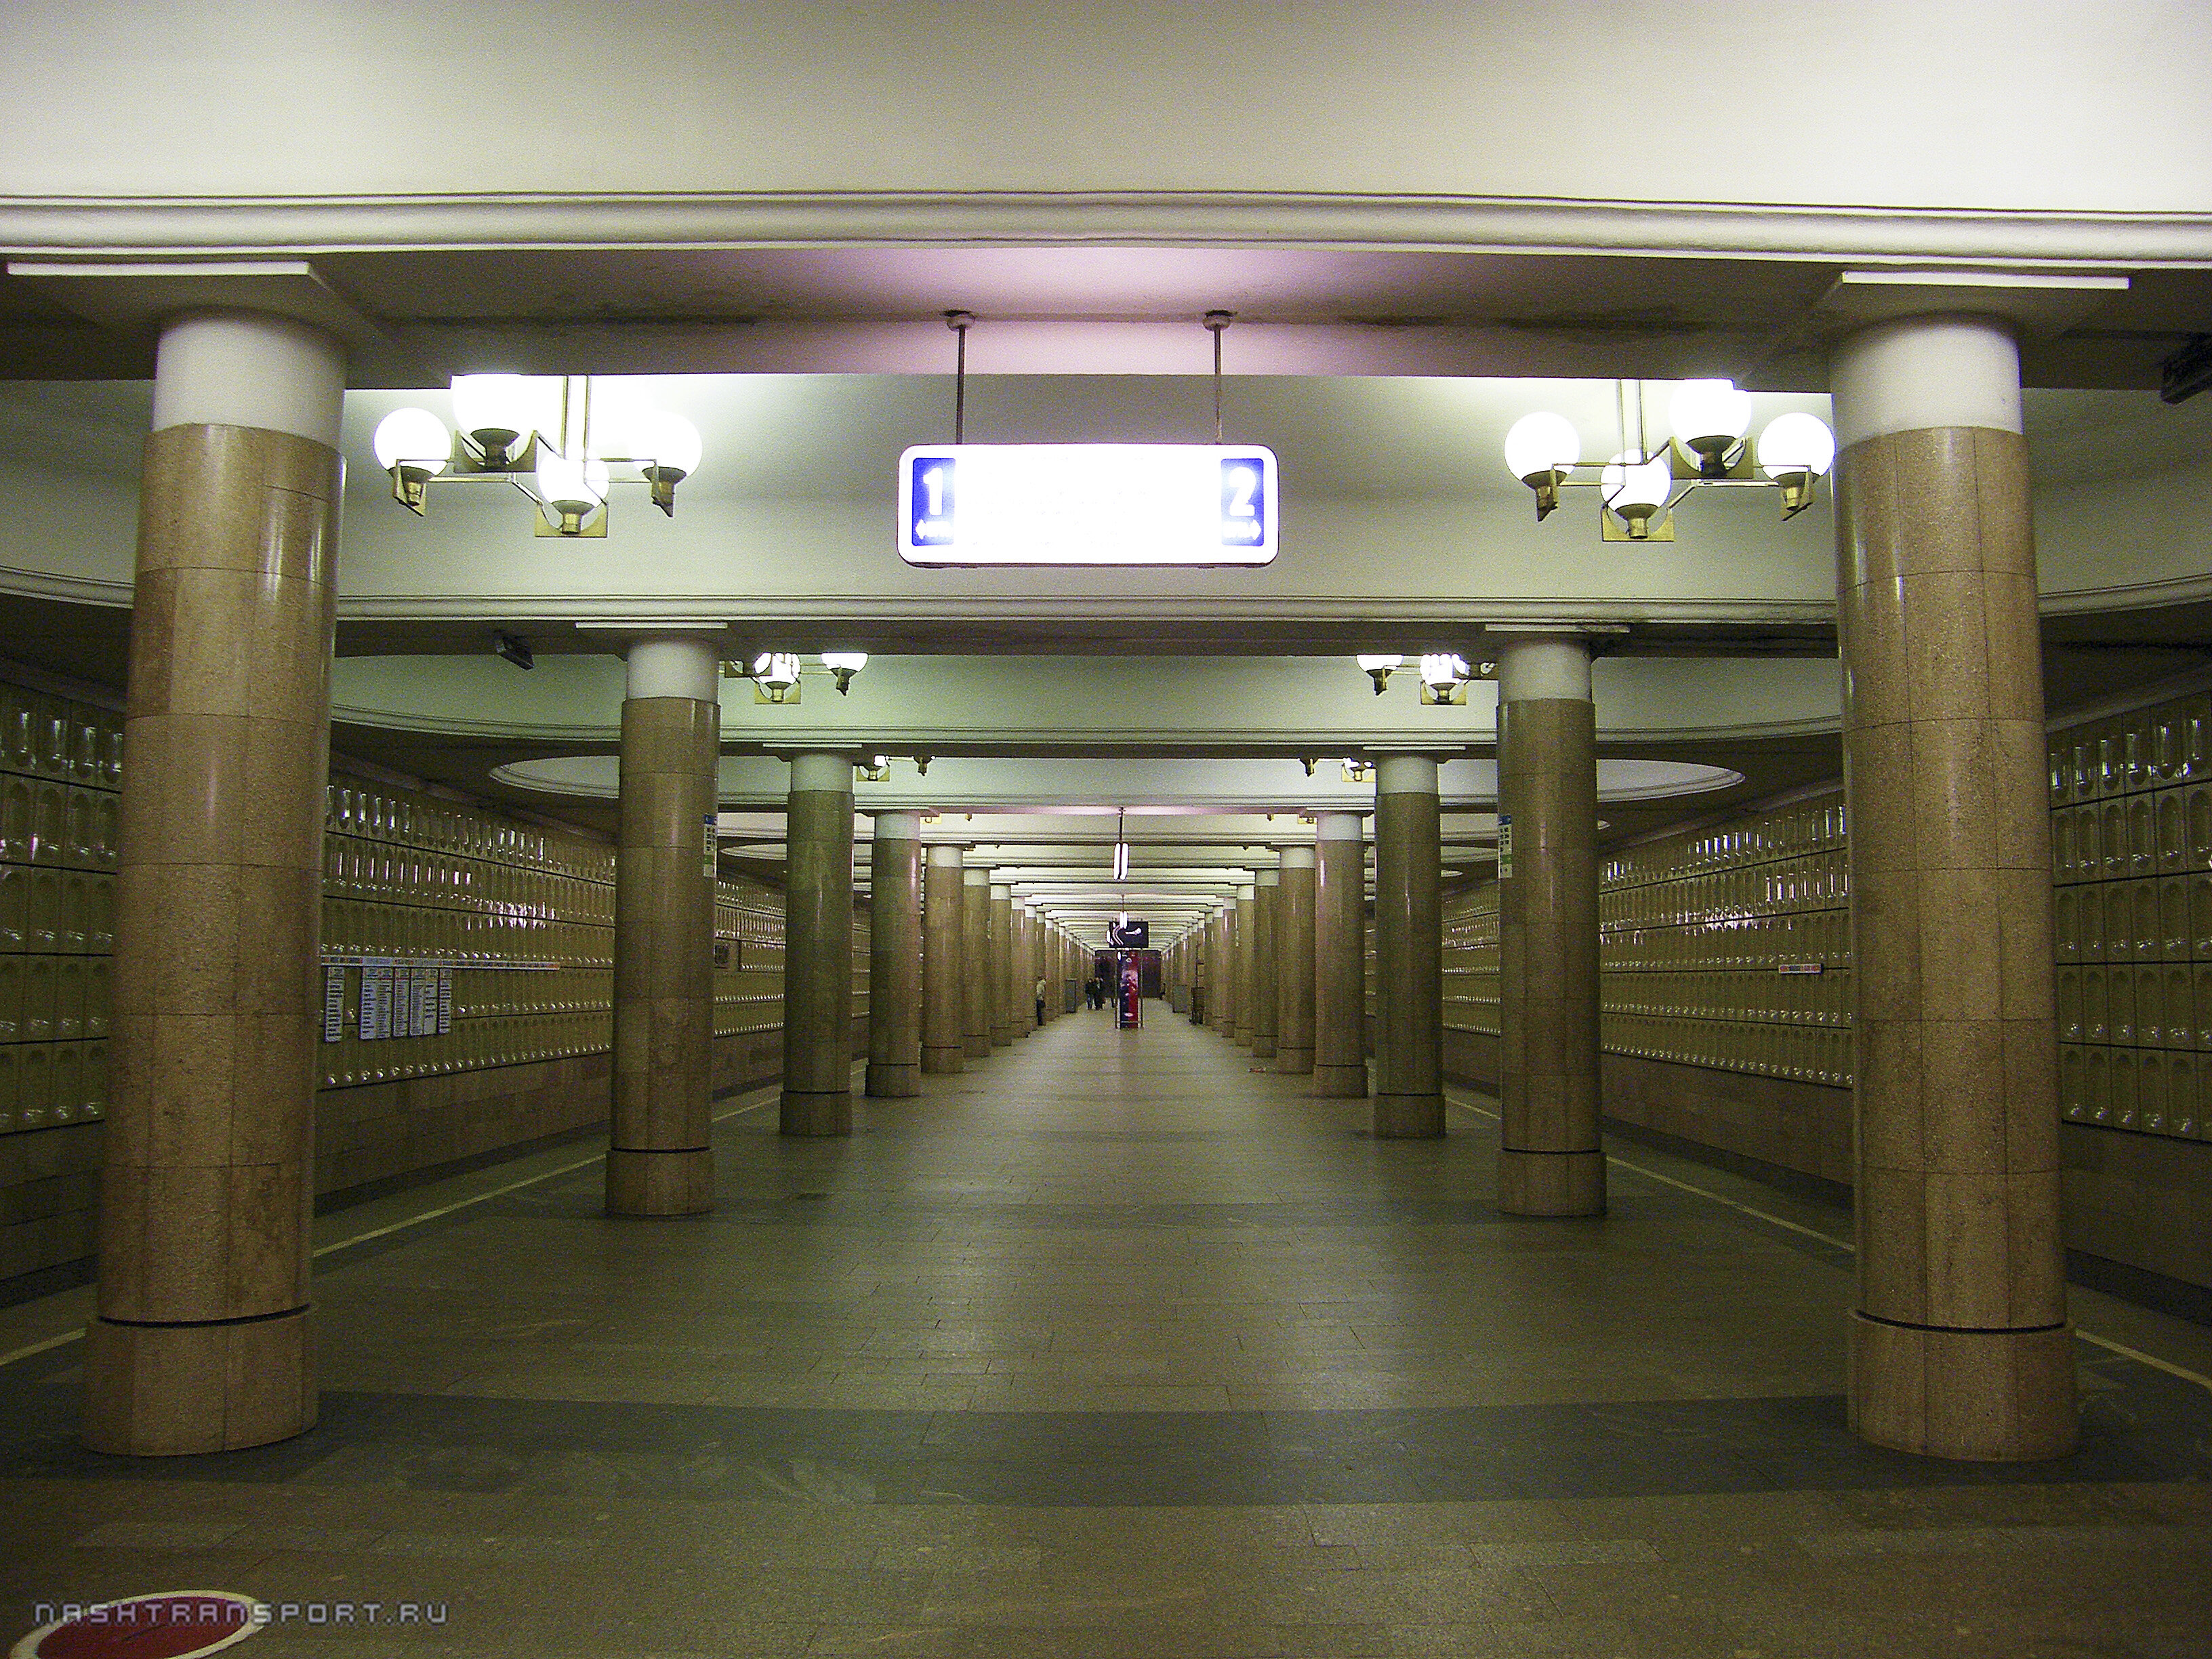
left=637, top=409, right=704, bottom=514
left=1355, top=654, right=1404, bottom=695
left=1601, top=451, right=1673, bottom=539
left=1755, top=412, right=1837, bottom=518
left=450, top=373, right=556, bottom=467
left=531, top=450, right=610, bottom=536
left=371, top=407, right=449, bottom=514
left=1503, top=411, right=1582, bottom=520
left=821, top=651, right=868, bottom=695
left=1666, top=379, right=1753, bottom=474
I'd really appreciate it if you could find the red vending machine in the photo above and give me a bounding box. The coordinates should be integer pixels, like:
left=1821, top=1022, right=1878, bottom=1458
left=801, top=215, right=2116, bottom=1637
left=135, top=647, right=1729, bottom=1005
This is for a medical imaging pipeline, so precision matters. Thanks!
left=1117, top=951, right=1143, bottom=1028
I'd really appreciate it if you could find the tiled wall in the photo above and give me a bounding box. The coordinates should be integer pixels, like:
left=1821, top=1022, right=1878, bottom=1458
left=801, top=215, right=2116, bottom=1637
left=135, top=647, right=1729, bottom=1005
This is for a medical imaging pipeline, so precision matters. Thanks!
left=2049, top=689, right=2212, bottom=1141
left=0, top=670, right=878, bottom=1288
left=0, top=684, right=120, bottom=1139
left=1444, top=792, right=1853, bottom=1090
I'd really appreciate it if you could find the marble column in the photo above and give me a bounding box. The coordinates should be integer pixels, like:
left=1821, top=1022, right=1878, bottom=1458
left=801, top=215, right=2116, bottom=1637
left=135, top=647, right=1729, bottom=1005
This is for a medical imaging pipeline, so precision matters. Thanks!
left=1832, top=313, right=2074, bottom=1461
left=1313, top=811, right=1369, bottom=1098
left=1495, top=638, right=1604, bottom=1214
left=989, top=884, right=1015, bottom=1046
left=1275, top=844, right=1317, bottom=1074
left=608, top=635, right=722, bottom=1216
left=1017, top=905, right=1038, bottom=1034
left=1235, top=886, right=1261, bottom=1046
left=922, top=844, right=966, bottom=1074
left=1374, top=756, right=1445, bottom=1137
left=780, top=752, right=855, bottom=1136
left=88, top=310, right=344, bottom=1456
left=961, top=868, right=994, bottom=1058
left=865, top=811, right=922, bottom=1097
left=1218, top=901, right=1241, bottom=1038
left=1252, top=871, right=1279, bottom=1061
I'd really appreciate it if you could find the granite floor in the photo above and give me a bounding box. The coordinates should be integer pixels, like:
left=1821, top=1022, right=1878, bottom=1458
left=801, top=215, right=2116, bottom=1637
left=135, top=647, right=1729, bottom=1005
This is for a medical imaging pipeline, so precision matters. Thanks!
left=2, top=1008, right=2211, bottom=1656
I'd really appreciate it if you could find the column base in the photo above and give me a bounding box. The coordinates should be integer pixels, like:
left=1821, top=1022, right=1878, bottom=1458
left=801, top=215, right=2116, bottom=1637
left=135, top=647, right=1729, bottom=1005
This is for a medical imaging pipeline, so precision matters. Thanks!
left=607, top=1147, right=714, bottom=1216
left=1313, top=1064, right=1369, bottom=1099
left=1374, top=1092, right=1444, bottom=1138
left=781, top=1089, right=853, bottom=1136
left=963, top=1035, right=992, bottom=1059
left=1496, top=1148, right=1606, bottom=1216
left=83, top=1306, right=315, bottom=1456
left=921, top=1045, right=965, bottom=1075
left=1275, top=1045, right=1314, bottom=1075
left=1253, top=1036, right=1278, bottom=1060
left=990, top=1024, right=1015, bottom=1047
left=1848, top=1313, right=2078, bottom=1462
left=866, top=1061, right=920, bottom=1097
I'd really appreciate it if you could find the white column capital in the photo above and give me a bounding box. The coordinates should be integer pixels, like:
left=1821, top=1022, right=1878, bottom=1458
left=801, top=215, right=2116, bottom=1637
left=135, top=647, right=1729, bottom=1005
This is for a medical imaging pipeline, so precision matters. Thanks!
left=1314, top=811, right=1366, bottom=842
left=871, top=810, right=923, bottom=841
left=152, top=310, right=347, bottom=449
left=1494, top=636, right=1593, bottom=702
left=1257, top=869, right=1280, bottom=888
left=626, top=634, right=721, bottom=703
left=1278, top=844, right=1317, bottom=869
left=1829, top=313, right=2022, bottom=447
left=927, top=842, right=966, bottom=869
left=1376, top=754, right=1440, bottom=796
left=788, top=751, right=855, bottom=794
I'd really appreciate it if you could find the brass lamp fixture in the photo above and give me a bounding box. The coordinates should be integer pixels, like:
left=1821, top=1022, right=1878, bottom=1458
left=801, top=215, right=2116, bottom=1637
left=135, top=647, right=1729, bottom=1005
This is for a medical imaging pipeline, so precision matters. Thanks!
left=371, top=374, right=705, bottom=537
left=1349, top=653, right=1494, bottom=703
left=1503, top=380, right=1835, bottom=542
left=718, top=651, right=868, bottom=704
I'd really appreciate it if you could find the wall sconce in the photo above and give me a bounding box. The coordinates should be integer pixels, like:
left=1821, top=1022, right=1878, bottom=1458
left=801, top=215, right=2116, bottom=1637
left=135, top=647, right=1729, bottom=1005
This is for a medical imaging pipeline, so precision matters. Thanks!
left=1341, top=758, right=1373, bottom=783
left=1503, top=380, right=1835, bottom=541
left=751, top=652, right=802, bottom=704
left=371, top=373, right=705, bottom=537
left=718, top=651, right=869, bottom=704
left=1355, top=654, right=1402, bottom=695
left=1418, top=653, right=1471, bottom=705
left=856, top=755, right=892, bottom=783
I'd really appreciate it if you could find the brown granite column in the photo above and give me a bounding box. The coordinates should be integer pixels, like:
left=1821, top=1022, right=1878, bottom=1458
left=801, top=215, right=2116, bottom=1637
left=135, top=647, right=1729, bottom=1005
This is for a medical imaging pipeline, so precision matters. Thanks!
left=865, top=811, right=922, bottom=1097
left=1374, top=756, right=1445, bottom=1137
left=780, top=752, right=855, bottom=1136
left=962, top=868, right=993, bottom=1058
left=1234, top=885, right=1260, bottom=1046
left=988, top=883, right=1016, bottom=1046
left=608, top=634, right=721, bottom=1216
left=1832, top=312, right=2075, bottom=1460
left=1252, top=871, right=1279, bottom=1061
left=1495, top=637, right=1604, bottom=1214
left=87, top=310, right=346, bottom=1456
left=1016, top=905, right=1038, bottom=1035
left=922, top=843, right=966, bottom=1074
left=1313, top=811, right=1369, bottom=1098
left=1219, top=899, right=1242, bottom=1039
left=1275, top=844, right=1317, bottom=1073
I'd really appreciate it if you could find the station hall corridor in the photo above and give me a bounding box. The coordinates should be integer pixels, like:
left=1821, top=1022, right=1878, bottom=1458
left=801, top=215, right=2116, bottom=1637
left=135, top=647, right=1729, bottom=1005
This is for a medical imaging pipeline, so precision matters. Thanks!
left=3, top=1008, right=2211, bottom=1658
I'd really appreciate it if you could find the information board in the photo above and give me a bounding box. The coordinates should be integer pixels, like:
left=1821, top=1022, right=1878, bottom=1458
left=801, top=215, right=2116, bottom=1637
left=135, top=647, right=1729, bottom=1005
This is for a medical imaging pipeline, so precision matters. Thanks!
left=898, top=444, right=1279, bottom=566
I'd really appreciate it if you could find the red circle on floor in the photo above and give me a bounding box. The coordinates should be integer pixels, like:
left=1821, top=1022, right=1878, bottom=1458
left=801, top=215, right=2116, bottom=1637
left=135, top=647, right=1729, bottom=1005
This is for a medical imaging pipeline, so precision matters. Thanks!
left=14, top=1593, right=262, bottom=1659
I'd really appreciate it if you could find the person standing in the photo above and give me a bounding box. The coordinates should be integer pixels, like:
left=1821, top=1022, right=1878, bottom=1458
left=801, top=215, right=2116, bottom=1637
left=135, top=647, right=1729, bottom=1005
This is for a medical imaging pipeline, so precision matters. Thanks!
left=1035, top=975, right=1048, bottom=1027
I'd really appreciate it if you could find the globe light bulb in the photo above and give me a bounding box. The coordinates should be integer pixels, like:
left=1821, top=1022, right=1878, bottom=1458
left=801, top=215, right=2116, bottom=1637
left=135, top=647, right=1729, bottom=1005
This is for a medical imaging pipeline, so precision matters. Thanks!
left=1420, top=653, right=1469, bottom=689
left=636, top=409, right=704, bottom=479
left=821, top=651, right=868, bottom=695
left=1502, top=411, right=1582, bottom=481
left=531, top=449, right=610, bottom=534
left=450, top=373, right=557, bottom=466
left=1601, top=450, right=1673, bottom=539
left=1355, top=653, right=1402, bottom=696
left=1755, top=411, right=1838, bottom=519
left=1755, top=412, right=1838, bottom=479
left=1601, top=451, right=1672, bottom=513
left=372, top=407, right=451, bottom=474
left=1666, top=379, right=1753, bottom=472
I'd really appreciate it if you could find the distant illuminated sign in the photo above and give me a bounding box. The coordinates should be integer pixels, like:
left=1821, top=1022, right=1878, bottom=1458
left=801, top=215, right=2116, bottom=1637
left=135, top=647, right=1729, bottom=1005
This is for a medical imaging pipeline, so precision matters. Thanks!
left=1107, top=918, right=1150, bottom=948
left=897, top=444, right=1278, bottom=566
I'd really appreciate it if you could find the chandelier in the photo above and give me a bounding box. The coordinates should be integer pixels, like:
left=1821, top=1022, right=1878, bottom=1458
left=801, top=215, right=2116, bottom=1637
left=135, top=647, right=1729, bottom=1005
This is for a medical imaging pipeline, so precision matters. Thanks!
left=1503, top=380, right=1835, bottom=541
left=372, top=374, right=705, bottom=537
